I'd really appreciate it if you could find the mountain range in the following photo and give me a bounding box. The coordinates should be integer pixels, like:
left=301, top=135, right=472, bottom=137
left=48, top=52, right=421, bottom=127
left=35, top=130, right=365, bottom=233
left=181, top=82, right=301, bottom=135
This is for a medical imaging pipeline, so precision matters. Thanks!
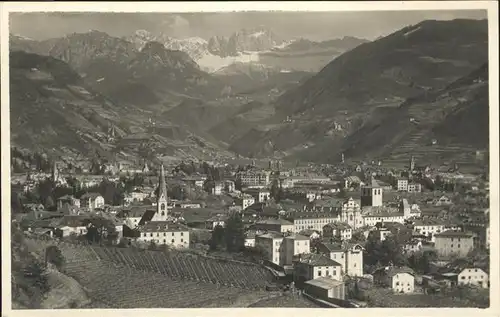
left=226, top=19, right=489, bottom=166
left=9, top=19, right=490, bottom=167
left=124, top=27, right=368, bottom=72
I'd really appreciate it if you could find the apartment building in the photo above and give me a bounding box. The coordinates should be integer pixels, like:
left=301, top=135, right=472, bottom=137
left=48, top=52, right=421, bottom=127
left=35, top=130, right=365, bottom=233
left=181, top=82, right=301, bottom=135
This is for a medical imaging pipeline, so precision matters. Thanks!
left=434, top=230, right=474, bottom=258
left=137, top=221, right=190, bottom=248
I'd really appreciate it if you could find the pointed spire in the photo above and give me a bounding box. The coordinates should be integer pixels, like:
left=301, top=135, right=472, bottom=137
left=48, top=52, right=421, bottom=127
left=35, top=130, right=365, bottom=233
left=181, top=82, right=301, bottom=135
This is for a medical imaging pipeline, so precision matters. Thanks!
left=158, top=164, right=167, bottom=199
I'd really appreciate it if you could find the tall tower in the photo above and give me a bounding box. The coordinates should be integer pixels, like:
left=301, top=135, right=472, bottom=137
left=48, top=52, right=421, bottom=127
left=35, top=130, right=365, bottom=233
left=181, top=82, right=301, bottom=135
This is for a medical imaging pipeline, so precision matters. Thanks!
left=410, top=156, right=415, bottom=172
left=153, top=164, right=169, bottom=221
left=52, top=161, right=59, bottom=183
left=360, top=179, right=383, bottom=207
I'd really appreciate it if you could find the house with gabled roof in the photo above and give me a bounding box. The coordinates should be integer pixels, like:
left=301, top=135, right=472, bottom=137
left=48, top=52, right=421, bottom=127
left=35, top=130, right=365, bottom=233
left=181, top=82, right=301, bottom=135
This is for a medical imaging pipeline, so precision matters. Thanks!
left=317, top=242, right=364, bottom=277
left=373, top=266, right=415, bottom=293
left=293, top=253, right=343, bottom=284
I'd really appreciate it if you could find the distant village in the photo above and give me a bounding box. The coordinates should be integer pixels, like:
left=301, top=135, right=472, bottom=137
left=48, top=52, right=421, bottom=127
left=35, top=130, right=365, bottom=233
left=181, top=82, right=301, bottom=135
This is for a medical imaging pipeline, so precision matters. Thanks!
left=11, top=150, right=490, bottom=307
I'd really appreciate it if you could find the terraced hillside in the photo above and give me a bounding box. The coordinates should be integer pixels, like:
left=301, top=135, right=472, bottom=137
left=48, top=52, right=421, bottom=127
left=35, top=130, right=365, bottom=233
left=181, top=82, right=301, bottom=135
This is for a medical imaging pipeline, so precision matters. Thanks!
left=24, top=238, right=276, bottom=308
left=340, top=63, right=489, bottom=167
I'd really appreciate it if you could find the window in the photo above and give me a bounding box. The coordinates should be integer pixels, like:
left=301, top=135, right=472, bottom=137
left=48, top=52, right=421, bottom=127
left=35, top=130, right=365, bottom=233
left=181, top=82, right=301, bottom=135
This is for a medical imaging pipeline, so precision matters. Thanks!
left=318, top=271, right=322, bottom=276
left=150, top=233, right=153, bottom=237
left=181, top=232, right=184, bottom=236
left=475, top=269, right=478, bottom=272
left=468, top=276, right=471, bottom=279
left=458, top=244, right=461, bottom=248
left=156, top=233, right=159, bottom=237
left=396, top=282, right=400, bottom=286
left=163, top=239, right=166, bottom=243
left=171, top=239, right=175, bottom=243
left=326, top=271, right=329, bottom=276
left=164, top=233, right=166, bottom=236
left=354, top=263, right=357, bottom=267
left=181, top=239, right=184, bottom=243
left=451, top=244, right=454, bottom=248
left=461, top=276, right=466, bottom=280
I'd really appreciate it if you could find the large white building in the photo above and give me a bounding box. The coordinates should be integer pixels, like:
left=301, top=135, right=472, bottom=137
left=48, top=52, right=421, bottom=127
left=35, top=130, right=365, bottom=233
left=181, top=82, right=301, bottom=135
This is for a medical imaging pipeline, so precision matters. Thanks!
left=293, top=253, right=343, bottom=283
left=237, top=170, right=271, bottom=188
left=282, top=234, right=311, bottom=266
left=457, top=268, right=489, bottom=288
left=255, top=231, right=285, bottom=265
left=434, top=230, right=474, bottom=258
left=317, top=242, right=364, bottom=277
left=137, top=221, right=190, bottom=248
left=80, top=193, right=105, bottom=211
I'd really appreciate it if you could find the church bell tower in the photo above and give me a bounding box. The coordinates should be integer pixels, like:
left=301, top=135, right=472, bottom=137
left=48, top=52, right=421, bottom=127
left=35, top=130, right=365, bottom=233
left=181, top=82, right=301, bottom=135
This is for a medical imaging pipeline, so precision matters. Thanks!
left=153, top=164, right=169, bottom=221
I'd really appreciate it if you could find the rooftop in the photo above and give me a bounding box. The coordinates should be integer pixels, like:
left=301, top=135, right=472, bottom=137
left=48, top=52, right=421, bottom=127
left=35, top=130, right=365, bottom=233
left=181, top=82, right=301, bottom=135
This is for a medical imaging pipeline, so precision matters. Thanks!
left=256, top=231, right=284, bottom=239
left=138, top=221, right=189, bottom=233
left=435, top=230, right=474, bottom=238
left=295, top=253, right=342, bottom=267
left=304, top=277, right=344, bottom=289
left=284, top=233, right=310, bottom=241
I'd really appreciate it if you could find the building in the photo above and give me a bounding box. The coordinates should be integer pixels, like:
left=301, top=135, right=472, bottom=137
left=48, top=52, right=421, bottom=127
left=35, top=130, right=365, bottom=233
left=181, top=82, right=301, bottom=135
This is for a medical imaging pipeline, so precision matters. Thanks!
left=205, top=214, right=228, bottom=230
left=360, top=179, right=383, bottom=207
left=434, top=230, right=474, bottom=258
left=340, top=197, right=363, bottom=229
left=400, top=199, right=421, bottom=218
left=254, top=218, right=294, bottom=233
left=287, top=212, right=338, bottom=233
left=56, top=195, right=80, bottom=211
left=255, top=231, right=284, bottom=265
left=373, top=266, right=415, bottom=293
left=299, top=229, right=321, bottom=241
left=408, top=182, right=422, bottom=193
left=282, top=234, right=311, bottom=266
left=245, top=188, right=271, bottom=203
left=52, top=215, right=89, bottom=237
left=397, top=178, right=409, bottom=191
left=362, top=212, right=405, bottom=227
left=317, top=242, right=364, bottom=277
left=304, top=277, right=346, bottom=301
left=414, top=221, right=461, bottom=243
left=293, top=253, right=343, bottom=283
left=137, top=221, right=190, bottom=248
left=457, top=268, right=489, bottom=288
left=151, top=164, right=170, bottom=222
left=237, top=170, right=271, bottom=188
left=244, top=231, right=256, bottom=247
left=224, top=180, right=236, bottom=193
left=323, top=223, right=352, bottom=241
left=80, top=193, right=105, bottom=211
left=212, top=182, right=223, bottom=195
left=403, top=240, right=423, bottom=253
left=235, top=194, right=255, bottom=210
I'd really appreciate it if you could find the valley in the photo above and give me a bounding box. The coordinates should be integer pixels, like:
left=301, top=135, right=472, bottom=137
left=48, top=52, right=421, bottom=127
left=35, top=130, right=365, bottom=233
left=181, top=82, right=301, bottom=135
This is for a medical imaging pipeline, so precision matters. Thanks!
left=9, top=18, right=490, bottom=169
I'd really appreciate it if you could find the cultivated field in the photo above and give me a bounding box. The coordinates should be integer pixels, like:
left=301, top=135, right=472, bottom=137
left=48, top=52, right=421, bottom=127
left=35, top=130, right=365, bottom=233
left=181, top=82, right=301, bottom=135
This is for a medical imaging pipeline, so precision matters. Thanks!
left=23, top=237, right=276, bottom=308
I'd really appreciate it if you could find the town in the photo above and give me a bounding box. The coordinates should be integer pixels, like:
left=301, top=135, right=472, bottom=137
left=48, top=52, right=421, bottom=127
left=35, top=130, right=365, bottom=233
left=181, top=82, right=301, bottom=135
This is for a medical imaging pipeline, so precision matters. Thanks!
left=11, top=150, right=490, bottom=308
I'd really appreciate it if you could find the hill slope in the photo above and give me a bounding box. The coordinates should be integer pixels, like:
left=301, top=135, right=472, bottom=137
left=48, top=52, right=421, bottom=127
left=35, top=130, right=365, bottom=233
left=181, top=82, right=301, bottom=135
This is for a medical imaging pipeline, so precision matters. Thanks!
left=9, top=51, right=234, bottom=163
left=228, top=19, right=489, bottom=163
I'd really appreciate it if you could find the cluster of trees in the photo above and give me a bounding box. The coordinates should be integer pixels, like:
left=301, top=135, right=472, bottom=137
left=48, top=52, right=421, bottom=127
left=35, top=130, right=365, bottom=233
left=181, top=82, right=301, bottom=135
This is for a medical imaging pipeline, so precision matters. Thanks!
left=83, top=217, right=119, bottom=245
left=363, top=235, right=407, bottom=272
left=209, top=212, right=246, bottom=253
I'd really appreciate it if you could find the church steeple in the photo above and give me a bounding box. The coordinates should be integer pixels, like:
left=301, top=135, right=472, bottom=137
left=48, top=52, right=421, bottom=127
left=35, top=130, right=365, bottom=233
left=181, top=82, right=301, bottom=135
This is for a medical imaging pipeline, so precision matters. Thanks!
left=154, top=164, right=169, bottom=221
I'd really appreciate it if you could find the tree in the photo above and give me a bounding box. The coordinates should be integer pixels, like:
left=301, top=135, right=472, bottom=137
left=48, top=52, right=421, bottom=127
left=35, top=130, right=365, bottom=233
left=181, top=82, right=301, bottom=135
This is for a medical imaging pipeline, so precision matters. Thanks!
left=84, top=217, right=118, bottom=245
left=224, top=212, right=245, bottom=253
left=270, top=179, right=283, bottom=202
left=210, top=225, right=226, bottom=251
left=11, top=191, right=23, bottom=214
left=45, top=246, right=65, bottom=270
left=44, top=196, right=56, bottom=211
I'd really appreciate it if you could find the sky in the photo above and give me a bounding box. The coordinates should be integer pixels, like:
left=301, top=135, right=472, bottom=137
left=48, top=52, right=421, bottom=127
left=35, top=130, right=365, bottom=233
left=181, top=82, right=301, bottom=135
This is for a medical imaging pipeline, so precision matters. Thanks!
left=9, top=10, right=487, bottom=41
